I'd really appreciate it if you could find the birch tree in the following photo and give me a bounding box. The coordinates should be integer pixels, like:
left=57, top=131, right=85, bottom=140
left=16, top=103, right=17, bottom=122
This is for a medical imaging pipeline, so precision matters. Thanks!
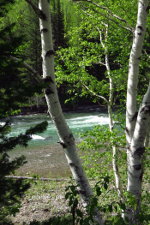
left=56, top=1, right=132, bottom=200
left=125, top=0, right=149, bottom=223
left=97, top=24, right=123, bottom=199
left=57, top=0, right=150, bottom=222
left=25, top=0, right=104, bottom=224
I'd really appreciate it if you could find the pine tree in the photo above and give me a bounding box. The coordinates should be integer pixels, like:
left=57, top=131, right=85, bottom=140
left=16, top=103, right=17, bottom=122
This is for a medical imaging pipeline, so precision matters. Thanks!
left=0, top=1, right=48, bottom=223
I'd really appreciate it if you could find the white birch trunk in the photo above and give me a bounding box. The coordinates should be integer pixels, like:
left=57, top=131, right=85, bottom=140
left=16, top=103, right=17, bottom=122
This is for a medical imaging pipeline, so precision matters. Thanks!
left=38, top=0, right=104, bottom=224
left=125, top=0, right=149, bottom=223
left=126, top=83, right=150, bottom=223
left=126, top=0, right=149, bottom=145
left=99, top=25, right=123, bottom=199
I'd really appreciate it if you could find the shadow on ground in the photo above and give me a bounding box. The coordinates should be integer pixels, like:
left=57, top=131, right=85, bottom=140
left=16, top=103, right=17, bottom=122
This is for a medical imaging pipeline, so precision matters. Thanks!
left=28, top=216, right=72, bottom=225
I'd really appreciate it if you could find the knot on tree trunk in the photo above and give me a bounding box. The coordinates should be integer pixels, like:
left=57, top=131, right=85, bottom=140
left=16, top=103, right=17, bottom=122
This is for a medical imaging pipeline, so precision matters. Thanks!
left=140, top=105, right=150, bottom=114
left=134, top=147, right=145, bottom=156
left=133, top=164, right=141, bottom=170
left=45, top=50, right=55, bottom=57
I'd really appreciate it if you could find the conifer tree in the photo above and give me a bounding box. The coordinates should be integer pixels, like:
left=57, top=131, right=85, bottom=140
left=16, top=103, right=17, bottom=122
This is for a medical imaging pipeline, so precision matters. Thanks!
left=0, top=1, right=48, bottom=222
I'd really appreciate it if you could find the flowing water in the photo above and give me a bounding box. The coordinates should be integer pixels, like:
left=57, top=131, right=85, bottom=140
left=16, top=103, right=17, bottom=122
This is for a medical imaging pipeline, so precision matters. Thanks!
left=8, top=113, right=109, bottom=145
left=6, top=112, right=109, bottom=177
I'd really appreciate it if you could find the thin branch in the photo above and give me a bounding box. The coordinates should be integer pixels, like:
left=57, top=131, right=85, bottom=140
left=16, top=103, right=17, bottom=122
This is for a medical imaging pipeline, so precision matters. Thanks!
left=25, top=0, right=47, bottom=20
left=81, top=6, right=133, bottom=33
left=81, top=82, right=108, bottom=104
left=86, top=0, right=132, bottom=25
left=99, top=61, right=106, bottom=66
left=143, top=49, right=150, bottom=60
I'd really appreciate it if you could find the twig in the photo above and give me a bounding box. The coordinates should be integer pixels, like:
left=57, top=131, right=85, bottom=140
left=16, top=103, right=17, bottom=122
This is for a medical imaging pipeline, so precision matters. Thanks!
left=25, top=0, right=46, bottom=20
left=81, top=6, right=133, bottom=33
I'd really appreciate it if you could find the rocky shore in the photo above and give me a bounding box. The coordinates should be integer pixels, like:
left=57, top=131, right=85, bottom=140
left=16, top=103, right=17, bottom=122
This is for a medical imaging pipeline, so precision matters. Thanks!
left=20, top=104, right=108, bottom=115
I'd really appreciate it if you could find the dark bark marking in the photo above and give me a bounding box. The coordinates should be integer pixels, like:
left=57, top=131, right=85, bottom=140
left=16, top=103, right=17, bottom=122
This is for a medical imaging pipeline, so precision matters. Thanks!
left=39, top=10, right=47, bottom=20
left=125, top=127, right=129, bottom=134
left=69, top=133, right=73, bottom=138
left=40, top=28, right=48, bottom=33
left=63, top=134, right=74, bottom=143
left=43, top=77, right=54, bottom=84
left=58, top=141, right=67, bottom=148
left=130, top=112, right=138, bottom=122
left=134, top=147, right=145, bottom=156
left=45, top=50, right=55, bottom=57
left=69, top=133, right=74, bottom=140
left=115, top=165, right=119, bottom=172
left=45, top=88, right=54, bottom=95
left=139, top=170, right=143, bottom=180
left=133, top=164, right=141, bottom=170
left=69, top=163, right=80, bottom=173
left=137, top=32, right=142, bottom=35
left=140, top=105, right=150, bottom=114
left=69, top=162, right=75, bottom=167
left=127, top=146, right=131, bottom=152
left=137, top=25, right=143, bottom=31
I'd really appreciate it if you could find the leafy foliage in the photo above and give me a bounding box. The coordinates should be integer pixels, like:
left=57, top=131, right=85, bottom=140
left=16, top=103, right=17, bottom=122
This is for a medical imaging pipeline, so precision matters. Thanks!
left=79, top=124, right=126, bottom=179
left=55, top=0, right=150, bottom=108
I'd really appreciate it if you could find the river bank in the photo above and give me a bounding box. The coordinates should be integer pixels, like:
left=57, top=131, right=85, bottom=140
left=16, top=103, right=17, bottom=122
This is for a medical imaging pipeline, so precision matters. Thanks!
left=10, top=144, right=71, bottom=178
left=19, top=104, right=108, bottom=115
left=8, top=112, right=110, bottom=178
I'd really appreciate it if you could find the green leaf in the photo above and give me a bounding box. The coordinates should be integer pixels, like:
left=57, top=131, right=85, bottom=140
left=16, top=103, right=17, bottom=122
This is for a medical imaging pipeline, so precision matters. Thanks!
left=65, top=192, right=72, bottom=200
left=76, top=209, right=83, bottom=218
left=103, top=183, right=108, bottom=190
left=95, top=186, right=101, bottom=196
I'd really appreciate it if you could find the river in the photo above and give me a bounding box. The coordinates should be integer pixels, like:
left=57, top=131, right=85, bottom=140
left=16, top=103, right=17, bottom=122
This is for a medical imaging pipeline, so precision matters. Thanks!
left=9, top=112, right=109, bottom=145
left=7, top=112, right=109, bottom=177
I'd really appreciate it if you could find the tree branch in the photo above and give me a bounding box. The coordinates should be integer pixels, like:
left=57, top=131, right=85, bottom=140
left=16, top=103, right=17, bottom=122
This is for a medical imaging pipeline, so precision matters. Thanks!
left=25, top=0, right=47, bottom=20
left=85, top=0, right=132, bottom=25
left=76, top=0, right=134, bottom=33
left=81, top=82, right=108, bottom=104
left=81, top=6, right=133, bottom=33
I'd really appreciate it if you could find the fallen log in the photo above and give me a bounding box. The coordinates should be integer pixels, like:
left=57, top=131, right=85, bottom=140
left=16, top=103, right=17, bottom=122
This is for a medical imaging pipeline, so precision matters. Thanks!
left=5, top=175, right=70, bottom=182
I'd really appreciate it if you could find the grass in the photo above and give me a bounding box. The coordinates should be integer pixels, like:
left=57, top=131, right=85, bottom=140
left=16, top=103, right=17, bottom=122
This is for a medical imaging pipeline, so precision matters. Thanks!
left=10, top=179, right=72, bottom=224
left=8, top=141, right=150, bottom=224
left=8, top=173, right=150, bottom=225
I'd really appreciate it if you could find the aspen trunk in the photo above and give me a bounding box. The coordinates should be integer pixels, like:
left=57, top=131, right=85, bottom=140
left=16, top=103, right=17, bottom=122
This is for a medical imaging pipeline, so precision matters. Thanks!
left=126, top=84, right=150, bottom=223
left=126, top=0, right=149, bottom=144
left=125, top=0, right=149, bottom=223
left=38, top=0, right=103, bottom=224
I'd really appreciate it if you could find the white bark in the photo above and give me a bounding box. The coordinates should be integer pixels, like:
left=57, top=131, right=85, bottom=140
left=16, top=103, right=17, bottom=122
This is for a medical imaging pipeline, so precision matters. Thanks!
left=127, top=83, right=150, bottom=222
left=37, top=0, right=104, bottom=224
left=125, top=0, right=149, bottom=223
left=98, top=25, right=123, bottom=199
left=126, top=0, right=149, bottom=145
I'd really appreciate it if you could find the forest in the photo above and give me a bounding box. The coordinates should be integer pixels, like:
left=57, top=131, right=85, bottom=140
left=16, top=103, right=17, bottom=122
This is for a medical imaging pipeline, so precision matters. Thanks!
left=0, top=0, right=150, bottom=224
